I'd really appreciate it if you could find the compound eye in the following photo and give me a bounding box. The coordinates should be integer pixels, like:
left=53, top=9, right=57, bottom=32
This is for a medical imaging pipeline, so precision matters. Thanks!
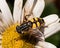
left=16, top=25, right=20, bottom=30
left=16, top=25, right=21, bottom=33
left=16, top=25, right=24, bottom=34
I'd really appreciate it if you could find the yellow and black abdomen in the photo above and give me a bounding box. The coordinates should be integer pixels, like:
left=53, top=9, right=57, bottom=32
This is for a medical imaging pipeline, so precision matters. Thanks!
left=29, top=17, right=45, bottom=29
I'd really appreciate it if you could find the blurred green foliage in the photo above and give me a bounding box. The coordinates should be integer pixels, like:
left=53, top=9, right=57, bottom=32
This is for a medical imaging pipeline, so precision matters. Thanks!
left=6, top=0, right=60, bottom=48
left=41, top=3, right=58, bottom=17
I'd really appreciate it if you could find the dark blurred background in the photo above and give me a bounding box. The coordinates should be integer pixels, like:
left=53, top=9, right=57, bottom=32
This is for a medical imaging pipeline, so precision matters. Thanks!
left=6, top=0, right=60, bottom=48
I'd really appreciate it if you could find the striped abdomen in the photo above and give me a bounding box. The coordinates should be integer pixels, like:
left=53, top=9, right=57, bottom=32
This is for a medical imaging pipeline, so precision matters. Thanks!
left=29, top=17, right=45, bottom=29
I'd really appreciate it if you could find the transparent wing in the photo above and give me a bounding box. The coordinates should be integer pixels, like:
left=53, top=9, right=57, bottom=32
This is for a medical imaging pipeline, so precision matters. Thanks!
left=13, top=0, right=45, bottom=24
left=22, top=0, right=45, bottom=23
left=22, top=0, right=36, bottom=22
left=29, top=28, right=45, bottom=41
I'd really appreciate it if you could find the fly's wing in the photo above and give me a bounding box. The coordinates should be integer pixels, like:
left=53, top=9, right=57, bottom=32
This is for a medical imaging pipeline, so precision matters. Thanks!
left=13, top=0, right=45, bottom=24
left=20, top=0, right=45, bottom=23
left=20, top=0, right=45, bottom=40
left=29, top=28, right=45, bottom=41
left=21, top=0, right=36, bottom=23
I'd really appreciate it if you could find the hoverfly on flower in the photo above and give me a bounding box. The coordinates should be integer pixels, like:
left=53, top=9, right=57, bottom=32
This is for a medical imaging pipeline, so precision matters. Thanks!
left=16, top=13, right=47, bottom=41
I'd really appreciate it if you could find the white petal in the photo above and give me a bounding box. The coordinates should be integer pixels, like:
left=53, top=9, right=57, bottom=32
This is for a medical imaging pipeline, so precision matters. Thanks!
left=0, top=21, right=4, bottom=31
left=24, top=0, right=35, bottom=15
left=43, top=14, right=60, bottom=38
left=0, top=21, right=7, bottom=33
left=33, top=0, right=45, bottom=17
left=13, top=0, right=23, bottom=23
left=20, top=8, right=24, bottom=24
left=44, top=22, right=60, bottom=38
left=43, top=14, right=59, bottom=26
left=35, top=46, right=42, bottom=48
left=0, top=13, right=9, bottom=27
left=36, top=41, right=57, bottom=48
left=0, top=0, right=13, bottom=25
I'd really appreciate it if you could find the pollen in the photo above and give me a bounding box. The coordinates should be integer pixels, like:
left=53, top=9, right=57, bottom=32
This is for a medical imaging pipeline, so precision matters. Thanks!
left=2, top=23, right=34, bottom=48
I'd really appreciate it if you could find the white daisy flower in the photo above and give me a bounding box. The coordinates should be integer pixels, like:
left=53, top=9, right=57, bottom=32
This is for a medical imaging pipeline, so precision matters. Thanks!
left=0, top=0, right=60, bottom=48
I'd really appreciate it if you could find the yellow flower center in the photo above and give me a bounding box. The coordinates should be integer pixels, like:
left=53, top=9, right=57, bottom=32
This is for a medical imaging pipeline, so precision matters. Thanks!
left=2, top=23, right=35, bottom=48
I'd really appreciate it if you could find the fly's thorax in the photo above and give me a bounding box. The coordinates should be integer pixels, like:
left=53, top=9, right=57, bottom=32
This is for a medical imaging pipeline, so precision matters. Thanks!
left=16, top=21, right=33, bottom=34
